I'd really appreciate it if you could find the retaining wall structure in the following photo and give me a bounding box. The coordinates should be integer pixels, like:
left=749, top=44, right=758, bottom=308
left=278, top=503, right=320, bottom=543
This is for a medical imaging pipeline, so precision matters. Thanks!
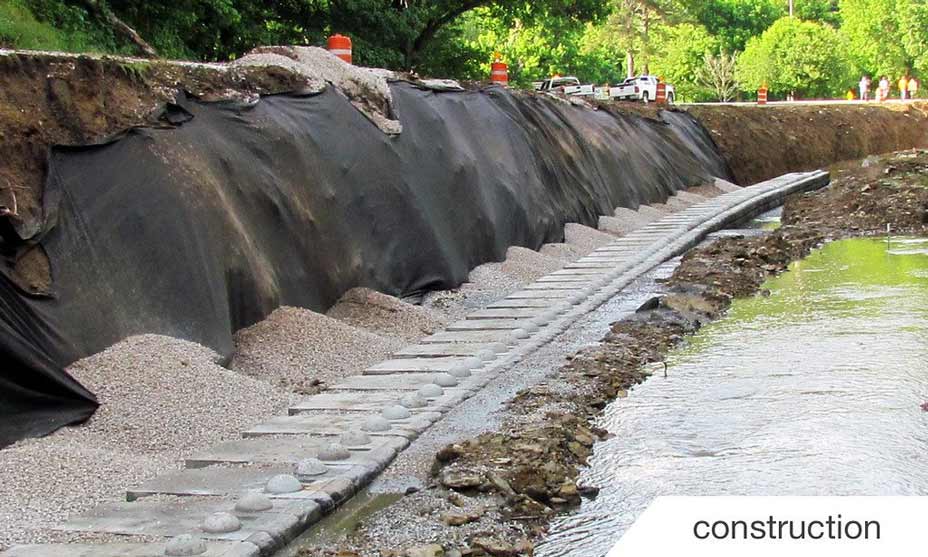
left=0, top=170, right=829, bottom=557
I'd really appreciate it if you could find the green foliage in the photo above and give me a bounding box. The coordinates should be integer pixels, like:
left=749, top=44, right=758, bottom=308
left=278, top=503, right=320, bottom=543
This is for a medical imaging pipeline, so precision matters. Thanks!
left=838, top=0, right=908, bottom=79
left=649, top=23, right=720, bottom=101
left=683, top=0, right=784, bottom=52
left=737, top=17, right=855, bottom=98
left=839, top=0, right=927, bottom=79
left=897, top=0, right=928, bottom=75
left=0, top=0, right=123, bottom=52
left=419, top=6, right=622, bottom=86
left=1, top=0, right=925, bottom=102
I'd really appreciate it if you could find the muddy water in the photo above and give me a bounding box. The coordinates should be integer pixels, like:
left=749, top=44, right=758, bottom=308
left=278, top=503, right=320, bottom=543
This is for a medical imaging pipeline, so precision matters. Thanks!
left=537, top=237, right=928, bottom=557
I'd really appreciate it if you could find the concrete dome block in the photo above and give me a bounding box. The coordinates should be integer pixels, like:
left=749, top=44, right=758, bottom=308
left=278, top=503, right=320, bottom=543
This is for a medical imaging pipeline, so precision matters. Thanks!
left=382, top=404, right=412, bottom=420
left=318, top=442, right=351, bottom=461
left=476, top=349, right=496, bottom=362
left=418, top=383, right=444, bottom=398
left=265, top=474, right=303, bottom=495
left=399, top=393, right=428, bottom=409
left=433, top=373, right=459, bottom=387
left=295, top=457, right=328, bottom=477
left=361, top=416, right=392, bottom=432
left=340, top=430, right=372, bottom=447
left=165, top=535, right=208, bottom=556
left=235, top=492, right=273, bottom=513
left=448, top=365, right=471, bottom=378
left=201, top=512, right=241, bottom=534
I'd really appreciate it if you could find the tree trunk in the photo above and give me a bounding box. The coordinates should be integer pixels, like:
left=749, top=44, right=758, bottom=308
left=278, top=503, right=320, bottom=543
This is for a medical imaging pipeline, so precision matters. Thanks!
left=626, top=51, right=635, bottom=78
left=642, top=8, right=650, bottom=76
left=82, top=0, right=158, bottom=58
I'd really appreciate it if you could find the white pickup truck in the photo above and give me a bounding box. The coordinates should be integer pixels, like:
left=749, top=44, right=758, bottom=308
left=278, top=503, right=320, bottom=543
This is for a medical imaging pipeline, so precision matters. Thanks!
left=609, top=75, right=675, bottom=103
left=533, top=76, right=595, bottom=97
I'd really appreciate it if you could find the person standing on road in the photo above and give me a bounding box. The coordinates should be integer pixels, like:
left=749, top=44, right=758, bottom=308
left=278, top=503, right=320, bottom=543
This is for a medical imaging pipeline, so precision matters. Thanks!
left=908, top=77, right=919, bottom=99
left=879, top=76, right=890, bottom=101
left=859, top=75, right=871, bottom=101
left=899, top=75, right=909, bottom=100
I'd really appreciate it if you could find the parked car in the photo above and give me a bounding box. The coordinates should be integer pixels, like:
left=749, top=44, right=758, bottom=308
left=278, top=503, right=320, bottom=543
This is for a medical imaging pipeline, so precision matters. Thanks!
left=533, top=76, right=595, bottom=97
left=609, top=75, right=675, bottom=103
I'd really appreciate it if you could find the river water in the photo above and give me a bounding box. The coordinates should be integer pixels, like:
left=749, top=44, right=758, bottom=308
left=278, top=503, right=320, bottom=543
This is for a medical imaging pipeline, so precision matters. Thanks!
left=537, top=236, right=928, bottom=556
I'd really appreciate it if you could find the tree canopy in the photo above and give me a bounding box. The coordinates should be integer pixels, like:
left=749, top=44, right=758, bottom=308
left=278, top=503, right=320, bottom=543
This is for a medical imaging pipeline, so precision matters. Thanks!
left=737, top=17, right=854, bottom=98
left=3, top=0, right=926, bottom=100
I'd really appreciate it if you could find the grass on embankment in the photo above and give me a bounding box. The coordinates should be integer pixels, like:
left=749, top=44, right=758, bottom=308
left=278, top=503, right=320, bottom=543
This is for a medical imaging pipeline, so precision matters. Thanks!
left=0, top=0, right=125, bottom=54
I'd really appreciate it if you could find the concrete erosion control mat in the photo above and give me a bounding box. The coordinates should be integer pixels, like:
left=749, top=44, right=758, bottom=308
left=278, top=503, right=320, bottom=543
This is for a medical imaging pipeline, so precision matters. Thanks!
left=0, top=81, right=731, bottom=446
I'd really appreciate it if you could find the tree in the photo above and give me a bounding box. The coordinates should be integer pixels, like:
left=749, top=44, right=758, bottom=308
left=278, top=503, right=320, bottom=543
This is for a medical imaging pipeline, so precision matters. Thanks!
left=737, top=16, right=854, bottom=98
left=840, top=0, right=928, bottom=80
left=682, top=0, right=784, bottom=52
left=436, top=6, right=623, bottom=86
left=897, top=0, right=928, bottom=75
left=649, top=22, right=720, bottom=101
left=697, top=51, right=739, bottom=101
left=838, top=0, right=909, bottom=79
left=604, top=0, right=682, bottom=78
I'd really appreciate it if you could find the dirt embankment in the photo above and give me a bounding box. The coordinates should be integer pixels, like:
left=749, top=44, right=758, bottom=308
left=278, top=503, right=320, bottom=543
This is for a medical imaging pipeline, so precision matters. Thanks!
left=686, top=103, right=928, bottom=186
left=305, top=150, right=928, bottom=556
left=0, top=52, right=312, bottom=237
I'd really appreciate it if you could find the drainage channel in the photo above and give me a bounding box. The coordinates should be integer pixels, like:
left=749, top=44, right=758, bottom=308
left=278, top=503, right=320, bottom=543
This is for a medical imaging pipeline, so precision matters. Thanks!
left=537, top=235, right=928, bottom=556
left=0, top=171, right=829, bottom=557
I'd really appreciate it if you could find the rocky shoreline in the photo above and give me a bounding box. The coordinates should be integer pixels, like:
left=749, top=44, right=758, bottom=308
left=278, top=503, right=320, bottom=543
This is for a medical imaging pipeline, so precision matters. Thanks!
left=298, top=150, right=928, bottom=557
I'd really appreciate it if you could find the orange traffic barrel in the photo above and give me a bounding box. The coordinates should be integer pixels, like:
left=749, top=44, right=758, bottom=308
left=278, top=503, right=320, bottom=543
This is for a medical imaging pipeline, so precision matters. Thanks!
left=656, top=81, right=667, bottom=104
left=757, top=87, right=768, bottom=105
left=327, top=34, right=352, bottom=64
left=491, top=61, right=508, bottom=85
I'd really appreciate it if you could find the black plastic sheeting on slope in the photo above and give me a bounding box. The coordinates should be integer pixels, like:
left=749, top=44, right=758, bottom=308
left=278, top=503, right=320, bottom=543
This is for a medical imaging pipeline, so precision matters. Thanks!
left=0, top=83, right=732, bottom=447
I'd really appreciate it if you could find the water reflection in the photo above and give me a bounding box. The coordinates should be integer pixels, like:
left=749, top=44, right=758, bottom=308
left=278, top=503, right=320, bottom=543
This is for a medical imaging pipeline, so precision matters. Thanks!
left=537, top=237, right=928, bottom=556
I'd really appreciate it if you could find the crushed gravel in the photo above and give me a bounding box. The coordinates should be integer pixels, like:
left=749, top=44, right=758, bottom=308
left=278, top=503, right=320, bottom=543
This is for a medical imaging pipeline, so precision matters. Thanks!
left=563, top=223, right=616, bottom=253
left=600, top=209, right=652, bottom=235
left=713, top=177, right=743, bottom=192
left=423, top=247, right=565, bottom=320
left=538, top=242, right=585, bottom=261
left=498, top=246, right=565, bottom=282
left=0, top=334, right=288, bottom=549
left=673, top=190, right=709, bottom=204
left=636, top=204, right=669, bottom=220
left=232, top=306, right=404, bottom=393
left=663, top=194, right=694, bottom=211
left=233, top=46, right=400, bottom=134
left=326, top=287, right=447, bottom=341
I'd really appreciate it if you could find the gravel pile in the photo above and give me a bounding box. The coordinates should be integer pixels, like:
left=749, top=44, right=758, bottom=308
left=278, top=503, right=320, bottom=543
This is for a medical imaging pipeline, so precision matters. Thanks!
left=673, top=190, right=709, bottom=204
left=0, top=334, right=288, bottom=549
left=326, top=287, right=448, bottom=341
left=539, top=242, right=585, bottom=261
left=636, top=204, right=668, bottom=220
left=663, top=194, right=694, bottom=211
left=647, top=202, right=674, bottom=214
left=563, top=223, right=616, bottom=253
left=233, top=46, right=401, bottom=134
left=600, top=208, right=652, bottom=235
left=713, top=177, right=742, bottom=192
left=424, top=246, right=565, bottom=320
left=499, top=246, right=565, bottom=282
left=232, top=306, right=404, bottom=393
left=689, top=184, right=725, bottom=197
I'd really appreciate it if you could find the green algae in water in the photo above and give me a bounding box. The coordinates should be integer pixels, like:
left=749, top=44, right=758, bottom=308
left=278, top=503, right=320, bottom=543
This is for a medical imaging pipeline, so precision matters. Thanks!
left=539, top=236, right=928, bottom=557
left=677, top=237, right=928, bottom=358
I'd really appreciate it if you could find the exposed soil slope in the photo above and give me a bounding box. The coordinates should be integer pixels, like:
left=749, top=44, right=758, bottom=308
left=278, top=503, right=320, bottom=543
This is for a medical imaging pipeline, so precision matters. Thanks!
left=687, top=103, right=928, bottom=186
